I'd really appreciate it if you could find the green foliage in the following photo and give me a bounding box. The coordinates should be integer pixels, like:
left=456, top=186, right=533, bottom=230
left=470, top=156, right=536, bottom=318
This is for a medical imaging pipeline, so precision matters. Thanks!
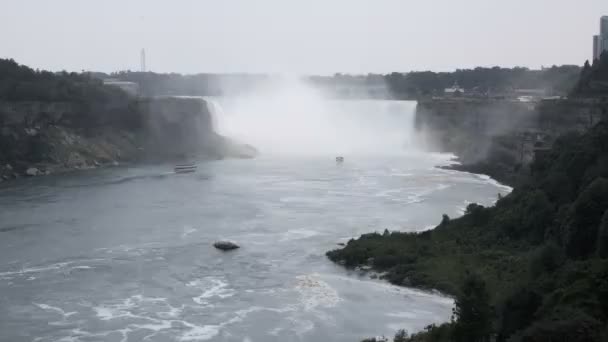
left=564, top=178, right=608, bottom=258
left=496, top=288, right=542, bottom=341
left=572, top=52, right=608, bottom=96
left=0, top=58, right=130, bottom=103
left=386, top=66, right=581, bottom=98
left=106, top=65, right=582, bottom=100
left=529, top=242, right=565, bottom=276
left=335, top=121, right=608, bottom=341
left=452, top=272, right=493, bottom=342
left=598, top=211, right=608, bottom=258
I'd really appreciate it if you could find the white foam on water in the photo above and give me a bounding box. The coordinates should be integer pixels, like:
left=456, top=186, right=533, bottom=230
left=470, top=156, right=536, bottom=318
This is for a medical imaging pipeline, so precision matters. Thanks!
left=0, top=257, right=109, bottom=279
left=322, top=273, right=454, bottom=307
left=34, top=303, right=77, bottom=318
left=279, top=229, right=321, bottom=242
left=188, top=277, right=236, bottom=305
left=182, top=225, right=197, bottom=238
left=130, top=320, right=173, bottom=333
left=387, top=312, right=418, bottom=319
left=457, top=200, right=473, bottom=215
left=0, top=262, right=72, bottom=277
left=294, top=274, right=341, bottom=311
left=71, top=266, right=94, bottom=270
left=179, top=322, right=221, bottom=341
left=288, top=317, right=316, bottom=335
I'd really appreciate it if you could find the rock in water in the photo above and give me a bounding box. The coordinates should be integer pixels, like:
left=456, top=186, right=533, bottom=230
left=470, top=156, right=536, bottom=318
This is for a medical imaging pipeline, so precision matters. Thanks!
left=25, top=167, right=39, bottom=176
left=213, top=241, right=240, bottom=251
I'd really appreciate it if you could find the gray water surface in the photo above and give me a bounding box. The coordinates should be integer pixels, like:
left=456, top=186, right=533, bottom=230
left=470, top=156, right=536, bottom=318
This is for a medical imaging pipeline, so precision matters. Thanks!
left=0, top=154, right=510, bottom=342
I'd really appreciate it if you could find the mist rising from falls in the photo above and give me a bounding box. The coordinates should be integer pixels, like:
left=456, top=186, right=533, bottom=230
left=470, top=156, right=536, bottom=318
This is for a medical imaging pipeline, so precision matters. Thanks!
left=208, top=79, right=419, bottom=157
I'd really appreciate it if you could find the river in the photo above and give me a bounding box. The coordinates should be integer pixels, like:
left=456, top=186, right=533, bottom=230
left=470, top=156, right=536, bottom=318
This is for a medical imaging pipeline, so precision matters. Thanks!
left=0, top=98, right=510, bottom=342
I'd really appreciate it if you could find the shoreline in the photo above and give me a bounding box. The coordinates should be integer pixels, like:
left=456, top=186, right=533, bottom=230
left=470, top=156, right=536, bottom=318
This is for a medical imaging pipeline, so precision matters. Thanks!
left=326, top=161, right=515, bottom=300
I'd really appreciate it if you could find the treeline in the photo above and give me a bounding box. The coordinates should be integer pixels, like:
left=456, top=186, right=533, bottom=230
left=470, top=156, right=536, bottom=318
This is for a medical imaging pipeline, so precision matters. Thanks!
left=572, top=52, right=608, bottom=96
left=385, top=65, right=581, bottom=98
left=308, top=66, right=581, bottom=99
left=0, top=59, right=140, bottom=129
left=98, top=71, right=270, bottom=97
left=104, top=66, right=581, bottom=99
left=0, top=59, right=129, bottom=104
left=329, top=118, right=608, bottom=342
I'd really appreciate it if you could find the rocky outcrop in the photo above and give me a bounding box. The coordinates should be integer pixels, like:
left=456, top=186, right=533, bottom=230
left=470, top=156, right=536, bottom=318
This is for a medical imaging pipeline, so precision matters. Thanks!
left=138, top=97, right=257, bottom=161
left=213, top=241, right=240, bottom=251
left=0, top=97, right=256, bottom=181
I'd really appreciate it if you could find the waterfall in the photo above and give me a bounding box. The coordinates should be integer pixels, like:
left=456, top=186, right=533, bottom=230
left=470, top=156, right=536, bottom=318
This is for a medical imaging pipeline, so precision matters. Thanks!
left=205, top=81, right=420, bottom=157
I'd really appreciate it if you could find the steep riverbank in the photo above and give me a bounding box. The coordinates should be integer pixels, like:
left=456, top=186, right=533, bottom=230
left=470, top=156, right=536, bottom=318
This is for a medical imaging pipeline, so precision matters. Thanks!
left=0, top=97, right=256, bottom=181
left=328, top=121, right=608, bottom=342
left=415, top=97, right=608, bottom=185
left=0, top=59, right=256, bottom=182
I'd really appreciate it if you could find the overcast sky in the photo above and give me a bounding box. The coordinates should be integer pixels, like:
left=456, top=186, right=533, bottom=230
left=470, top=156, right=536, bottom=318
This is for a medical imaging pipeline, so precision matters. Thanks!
left=1, top=0, right=607, bottom=75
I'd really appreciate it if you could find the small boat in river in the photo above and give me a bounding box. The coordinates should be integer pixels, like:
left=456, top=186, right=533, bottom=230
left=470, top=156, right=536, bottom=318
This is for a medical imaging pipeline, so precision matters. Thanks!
left=174, top=163, right=197, bottom=174
left=336, top=156, right=344, bottom=163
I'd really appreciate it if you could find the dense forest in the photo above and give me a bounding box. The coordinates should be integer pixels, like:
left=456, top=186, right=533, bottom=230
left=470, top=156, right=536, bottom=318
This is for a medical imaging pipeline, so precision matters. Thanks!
left=0, top=58, right=141, bottom=130
left=0, top=59, right=129, bottom=104
left=573, top=52, right=608, bottom=96
left=384, top=65, right=581, bottom=98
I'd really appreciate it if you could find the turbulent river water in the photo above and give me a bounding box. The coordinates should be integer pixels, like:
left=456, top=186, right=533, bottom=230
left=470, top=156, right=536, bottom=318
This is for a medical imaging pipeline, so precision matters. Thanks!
left=0, top=99, right=511, bottom=342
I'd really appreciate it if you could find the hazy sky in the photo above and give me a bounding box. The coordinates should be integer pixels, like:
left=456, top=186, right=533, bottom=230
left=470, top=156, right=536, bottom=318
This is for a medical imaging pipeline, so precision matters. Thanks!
left=1, top=0, right=607, bottom=74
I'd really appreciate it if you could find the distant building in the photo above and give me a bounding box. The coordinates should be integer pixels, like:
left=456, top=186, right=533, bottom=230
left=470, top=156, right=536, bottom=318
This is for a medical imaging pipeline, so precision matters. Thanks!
left=103, top=79, right=139, bottom=96
left=444, top=82, right=464, bottom=96
left=593, top=16, right=608, bottom=60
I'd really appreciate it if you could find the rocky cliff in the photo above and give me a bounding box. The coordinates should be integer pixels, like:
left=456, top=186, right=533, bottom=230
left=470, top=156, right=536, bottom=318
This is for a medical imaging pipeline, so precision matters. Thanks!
left=0, top=97, right=256, bottom=181
left=415, top=97, right=608, bottom=184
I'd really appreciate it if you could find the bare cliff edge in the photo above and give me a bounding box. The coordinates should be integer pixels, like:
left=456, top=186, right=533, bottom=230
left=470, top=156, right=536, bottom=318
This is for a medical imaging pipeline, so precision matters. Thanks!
left=414, top=97, right=608, bottom=184
left=0, top=97, right=256, bottom=180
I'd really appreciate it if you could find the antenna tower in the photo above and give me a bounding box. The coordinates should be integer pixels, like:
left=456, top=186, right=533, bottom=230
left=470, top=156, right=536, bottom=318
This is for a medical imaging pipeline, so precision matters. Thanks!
left=140, top=48, right=146, bottom=72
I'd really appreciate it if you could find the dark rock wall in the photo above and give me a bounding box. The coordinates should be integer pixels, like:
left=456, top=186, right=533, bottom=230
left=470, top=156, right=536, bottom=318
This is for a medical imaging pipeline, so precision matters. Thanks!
left=0, top=97, right=256, bottom=181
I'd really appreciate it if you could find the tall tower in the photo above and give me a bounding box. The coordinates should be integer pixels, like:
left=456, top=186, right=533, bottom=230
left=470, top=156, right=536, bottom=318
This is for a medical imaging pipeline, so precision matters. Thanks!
left=140, top=48, right=146, bottom=72
left=601, top=16, right=608, bottom=36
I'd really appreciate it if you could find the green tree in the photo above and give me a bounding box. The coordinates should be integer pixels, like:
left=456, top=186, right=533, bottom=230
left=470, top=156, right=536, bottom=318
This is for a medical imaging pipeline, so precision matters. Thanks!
left=452, top=272, right=493, bottom=342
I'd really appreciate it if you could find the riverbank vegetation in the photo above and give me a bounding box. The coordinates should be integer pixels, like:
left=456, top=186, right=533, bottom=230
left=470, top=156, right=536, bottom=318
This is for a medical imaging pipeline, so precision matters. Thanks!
left=329, top=119, right=608, bottom=341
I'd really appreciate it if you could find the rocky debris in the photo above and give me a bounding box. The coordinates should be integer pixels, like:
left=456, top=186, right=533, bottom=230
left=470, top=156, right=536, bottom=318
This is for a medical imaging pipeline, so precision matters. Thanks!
left=213, top=241, right=240, bottom=251
left=25, top=167, right=39, bottom=176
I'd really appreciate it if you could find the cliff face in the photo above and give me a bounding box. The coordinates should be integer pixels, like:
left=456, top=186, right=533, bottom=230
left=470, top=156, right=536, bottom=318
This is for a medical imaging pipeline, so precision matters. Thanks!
left=0, top=97, right=256, bottom=181
left=415, top=99, right=537, bottom=163
left=415, top=97, right=608, bottom=184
